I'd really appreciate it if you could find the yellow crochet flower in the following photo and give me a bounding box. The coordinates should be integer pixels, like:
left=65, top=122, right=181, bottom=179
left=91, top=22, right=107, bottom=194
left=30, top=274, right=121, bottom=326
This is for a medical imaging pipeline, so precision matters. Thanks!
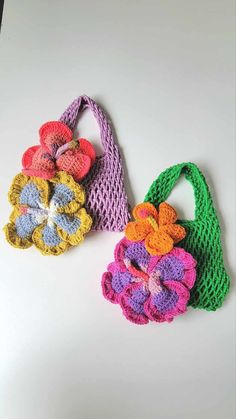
left=4, top=171, right=92, bottom=256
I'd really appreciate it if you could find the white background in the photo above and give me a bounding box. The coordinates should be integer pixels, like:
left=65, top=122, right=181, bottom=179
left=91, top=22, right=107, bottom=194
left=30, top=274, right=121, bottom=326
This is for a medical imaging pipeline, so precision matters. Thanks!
left=0, top=1, right=235, bottom=418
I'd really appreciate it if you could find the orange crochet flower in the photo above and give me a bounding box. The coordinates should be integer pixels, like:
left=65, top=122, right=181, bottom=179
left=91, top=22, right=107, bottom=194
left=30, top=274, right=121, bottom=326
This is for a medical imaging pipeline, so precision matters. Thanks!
left=125, top=202, right=186, bottom=256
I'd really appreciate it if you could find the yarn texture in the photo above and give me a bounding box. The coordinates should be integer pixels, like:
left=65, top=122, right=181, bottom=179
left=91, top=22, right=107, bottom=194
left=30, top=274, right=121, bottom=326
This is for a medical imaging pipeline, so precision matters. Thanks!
left=125, top=202, right=186, bottom=255
left=22, top=121, right=96, bottom=181
left=102, top=237, right=196, bottom=325
left=60, top=95, right=130, bottom=232
left=144, top=162, right=230, bottom=311
left=4, top=171, right=92, bottom=255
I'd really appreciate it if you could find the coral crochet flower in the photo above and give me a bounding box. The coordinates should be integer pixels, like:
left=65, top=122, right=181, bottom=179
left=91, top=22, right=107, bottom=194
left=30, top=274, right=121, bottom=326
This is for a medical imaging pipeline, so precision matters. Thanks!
left=125, top=202, right=186, bottom=256
left=4, top=171, right=92, bottom=255
left=102, top=238, right=196, bottom=325
left=22, top=121, right=96, bottom=181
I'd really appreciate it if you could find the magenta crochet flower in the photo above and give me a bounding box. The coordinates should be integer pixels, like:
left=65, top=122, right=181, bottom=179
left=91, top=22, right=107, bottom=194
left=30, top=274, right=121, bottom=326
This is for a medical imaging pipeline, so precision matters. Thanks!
left=102, top=238, right=197, bottom=325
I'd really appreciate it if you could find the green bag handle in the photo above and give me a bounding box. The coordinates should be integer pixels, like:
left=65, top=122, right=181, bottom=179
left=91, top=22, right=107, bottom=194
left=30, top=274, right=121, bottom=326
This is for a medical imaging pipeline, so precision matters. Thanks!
left=144, top=162, right=215, bottom=222
left=144, top=162, right=230, bottom=311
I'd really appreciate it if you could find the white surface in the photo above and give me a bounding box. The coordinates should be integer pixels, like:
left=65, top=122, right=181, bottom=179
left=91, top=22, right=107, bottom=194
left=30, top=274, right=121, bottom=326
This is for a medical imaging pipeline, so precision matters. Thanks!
left=0, top=1, right=235, bottom=419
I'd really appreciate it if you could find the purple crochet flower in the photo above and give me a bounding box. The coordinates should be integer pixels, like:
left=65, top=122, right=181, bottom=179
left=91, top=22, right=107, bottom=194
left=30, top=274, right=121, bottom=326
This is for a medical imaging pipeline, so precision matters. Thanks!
left=102, top=238, right=197, bottom=325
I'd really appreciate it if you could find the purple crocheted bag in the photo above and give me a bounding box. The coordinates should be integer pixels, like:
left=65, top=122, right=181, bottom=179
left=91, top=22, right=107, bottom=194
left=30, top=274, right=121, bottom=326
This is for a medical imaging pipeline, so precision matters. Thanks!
left=60, top=95, right=130, bottom=231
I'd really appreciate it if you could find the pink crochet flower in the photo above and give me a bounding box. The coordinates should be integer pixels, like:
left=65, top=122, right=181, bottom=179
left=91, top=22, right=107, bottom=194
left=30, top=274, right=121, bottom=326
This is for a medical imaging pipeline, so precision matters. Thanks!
left=102, top=238, right=197, bottom=325
left=22, top=121, right=96, bottom=181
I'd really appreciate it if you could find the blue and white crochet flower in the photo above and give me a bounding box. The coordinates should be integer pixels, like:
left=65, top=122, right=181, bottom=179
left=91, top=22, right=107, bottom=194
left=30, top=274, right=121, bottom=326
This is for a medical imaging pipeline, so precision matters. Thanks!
left=4, top=171, right=92, bottom=255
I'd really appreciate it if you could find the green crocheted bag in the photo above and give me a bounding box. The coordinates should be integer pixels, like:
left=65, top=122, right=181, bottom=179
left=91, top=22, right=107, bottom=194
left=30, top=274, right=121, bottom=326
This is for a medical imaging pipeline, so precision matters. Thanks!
left=144, top=162, right=230, bottom=311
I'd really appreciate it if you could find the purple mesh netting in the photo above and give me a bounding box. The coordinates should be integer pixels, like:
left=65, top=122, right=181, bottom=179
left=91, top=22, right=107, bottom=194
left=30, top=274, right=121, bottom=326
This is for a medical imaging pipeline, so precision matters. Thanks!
left=59, top=95, right=130, bottom=231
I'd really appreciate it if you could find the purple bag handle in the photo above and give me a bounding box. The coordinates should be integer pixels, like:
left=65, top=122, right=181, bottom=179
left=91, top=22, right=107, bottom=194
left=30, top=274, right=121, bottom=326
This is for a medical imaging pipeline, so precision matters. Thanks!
left=59, top=95, right=116, bottom=155
left=59, top=95, right=130, bottom=232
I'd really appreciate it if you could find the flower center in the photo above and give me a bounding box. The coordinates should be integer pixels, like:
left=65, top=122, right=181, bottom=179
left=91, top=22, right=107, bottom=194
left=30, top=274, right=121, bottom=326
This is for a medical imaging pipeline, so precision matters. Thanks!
left=20, top=200, right=58, bottom=228
left=123, top=257, right=162, bottom=295
left=55, top=139, right=79, bottom=159
left=146, top=215, right=159, bottom=231
left=124, top=257, right=149, bottom=281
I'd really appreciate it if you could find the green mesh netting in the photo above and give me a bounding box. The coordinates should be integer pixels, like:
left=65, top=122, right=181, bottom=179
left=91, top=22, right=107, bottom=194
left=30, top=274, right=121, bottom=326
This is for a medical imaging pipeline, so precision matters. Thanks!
left=144, top=162, right=230, bottom=311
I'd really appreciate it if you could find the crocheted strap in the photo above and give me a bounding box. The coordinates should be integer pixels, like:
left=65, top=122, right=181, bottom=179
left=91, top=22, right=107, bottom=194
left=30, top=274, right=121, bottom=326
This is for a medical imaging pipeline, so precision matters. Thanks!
left=144, top=162, right=215, bottom=221
left=59, top=95, right=116, bottom=155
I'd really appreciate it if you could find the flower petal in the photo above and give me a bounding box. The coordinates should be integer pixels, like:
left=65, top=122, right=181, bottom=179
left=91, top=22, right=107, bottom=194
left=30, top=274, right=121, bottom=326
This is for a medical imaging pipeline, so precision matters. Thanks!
left=8, top=173, right=49, bottom=208
left=145, top=230, right=173, bottom=256
left=181, top=269, right=196, bottom=289
left=114, top=237, right=130, bottom=267
left=119, top=283, right=149, bottom=325
left=22, top=145, right=41, bottom=168
left=161, top=223, right=186, bottom=244
left=79, top=138, right=96, bottom=165
left=39, top=121, right=72, bottom=154
left=56, top=150, right=92, bottom=181
left=158, top=202, right=177, bottom=226
left=133, top=202, right=158, bottom=221
left=171, top=247, right=197, bottom=269
left=50, top=171, right=85, bottom=214
left=124, top=242, right=150, bottom=271
left=4, top=222, right=33, bottom=249
left=55, top=208, right=92, bottom=245
left=125, top=220, right=153, bottom=242
left=32, top=224, right=69, bottom=255
left=102, top=265, right=132, bottom=303
left=145, top=281, right=190, bottom=322
left=22, top=147, right=56, bottom=179
left=157, top=254, right=185, bottom=281
left=15, top=213, right=39, bottom=237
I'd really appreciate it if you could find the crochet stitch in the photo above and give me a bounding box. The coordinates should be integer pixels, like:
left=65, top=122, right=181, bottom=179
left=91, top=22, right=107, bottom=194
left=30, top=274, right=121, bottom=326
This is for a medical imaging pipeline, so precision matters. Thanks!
left=125, top=202, right=186, bottom=255
left=144, top=162, right=230, bottom=311
left=102, top=238, right=196, bottom=325
left=22, top=121, right=96, bottom=181
left=4, top=171, right=92, bottom=255
left=60, top=95, right=130, bottom=231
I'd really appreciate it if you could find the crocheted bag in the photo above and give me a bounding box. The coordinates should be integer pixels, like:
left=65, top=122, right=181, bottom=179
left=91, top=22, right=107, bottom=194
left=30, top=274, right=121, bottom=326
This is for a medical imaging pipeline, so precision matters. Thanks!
left=59, top=95, right=130, bottom=231
left=102, top=202, right=197, bottom=325
left=144, top=162, right=230, bottom=311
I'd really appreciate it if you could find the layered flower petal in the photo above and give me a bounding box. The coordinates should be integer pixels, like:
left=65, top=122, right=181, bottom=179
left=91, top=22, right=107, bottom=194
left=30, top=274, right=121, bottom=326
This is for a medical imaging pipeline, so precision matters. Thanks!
left=22, top=121, right=96, bottom=181
left=145, top=230, right=173, bottom=255
left=4, top=222, right=33, bottom=249
left=56, top=149, right=92, bottom=181
left=102, top=264, right=132, bottom=303
left=50, top=171, right=85, bottom=214
left=8, top=173, right=49, bottom=208
left=125, top=220, right=153, bottom=242
left=56, top=208, right=92, bottom=246
left=145, top=281, right=190, bottom=322
left=22, top=147, right=56, bottom=179
left=101, top=238, right=197, bottom=325
left=32, top=224, right=69, bottom=256
left=124, top=242, right=150, bottom=270
left=171, top=247, right=196, bottom=270
left=125, top=201, right=186, bottom=256
left=120, top=283, right=149, bottom=325
left=133, top=202, right=158, bottom=221
left=39, top=121, right=72, bottom=154
left=78, top=138, right=96, bottom=165
left=160, top=223, right=186, bottom=243
left=156, top=254, right=184, bottom=281
left=4, top=172, right=92, bottom=256
left=158, top=202, right=177, bottom=225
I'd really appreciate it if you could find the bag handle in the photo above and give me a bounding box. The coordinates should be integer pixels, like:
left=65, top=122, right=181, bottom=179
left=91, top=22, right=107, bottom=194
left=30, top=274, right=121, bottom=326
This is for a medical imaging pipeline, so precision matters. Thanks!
left=59, top=95, right=117, bottom=155
left=144, top=162, right=216, bottom=221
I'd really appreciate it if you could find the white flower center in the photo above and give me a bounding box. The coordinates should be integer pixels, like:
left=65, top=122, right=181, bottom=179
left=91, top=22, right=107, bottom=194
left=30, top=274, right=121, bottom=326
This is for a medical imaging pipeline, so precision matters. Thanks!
left=28, top=201, right=59, bottom=228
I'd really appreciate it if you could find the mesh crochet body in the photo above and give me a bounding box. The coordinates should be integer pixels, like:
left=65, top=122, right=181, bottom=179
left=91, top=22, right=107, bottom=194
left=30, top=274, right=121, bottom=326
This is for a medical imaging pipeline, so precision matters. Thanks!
left=60, top=95, right=130, bottom=231
left=144, top=162, right=230, bottom=311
